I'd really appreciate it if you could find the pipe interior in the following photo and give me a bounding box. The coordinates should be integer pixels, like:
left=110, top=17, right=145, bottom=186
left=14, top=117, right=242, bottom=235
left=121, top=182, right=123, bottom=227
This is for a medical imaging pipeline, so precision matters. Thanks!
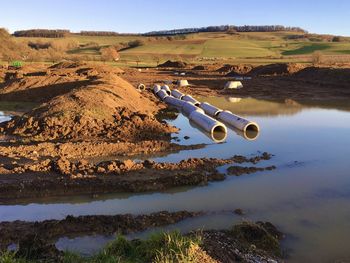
left=212, top=125, right=227, bottom=141
left=245, top=123, right=259, bottom=132
left=244, top=129, right=259, bottom=140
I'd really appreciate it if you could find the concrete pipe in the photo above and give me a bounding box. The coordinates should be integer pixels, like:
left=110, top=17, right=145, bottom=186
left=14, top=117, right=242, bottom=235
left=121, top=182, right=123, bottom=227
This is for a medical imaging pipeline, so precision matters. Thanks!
left=189, top=111, right=227, bottom=140
left=157, top=89, right=169, bottom=101
left=164, top=96, right=187, bottom=108
left=181, top=101, right=204, bottom=116
left=153, top=84, right=161, bottom=94
left=161, top=85, right=171, bottom=95
left=189, top=120, right=227, bottom=143
left=217, top=110, right=259, bottom=132
left=199, top=102, right=223, bottom=117
left=171, top=89, right=184, bottom=99
left=182, top=95, right=200, bottom=106
left=137, top=83, right=146, bottom=90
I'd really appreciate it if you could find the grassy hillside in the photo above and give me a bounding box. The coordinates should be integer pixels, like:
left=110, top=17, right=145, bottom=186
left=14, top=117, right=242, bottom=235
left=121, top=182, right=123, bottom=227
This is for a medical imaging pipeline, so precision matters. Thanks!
left=7, top=31, right=350, bottom=66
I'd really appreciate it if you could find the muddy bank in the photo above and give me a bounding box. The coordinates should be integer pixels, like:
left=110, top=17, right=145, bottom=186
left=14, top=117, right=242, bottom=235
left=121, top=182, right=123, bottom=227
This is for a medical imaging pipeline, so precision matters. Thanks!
left=0, top=214, right=284, bottom=263
left=0, top=153, right=273, bottom=202
left=201, top=221, right=284, bottom=263
left=0, top=211, right=199, bottom=251
left=122, top=63, right=350, bottom=101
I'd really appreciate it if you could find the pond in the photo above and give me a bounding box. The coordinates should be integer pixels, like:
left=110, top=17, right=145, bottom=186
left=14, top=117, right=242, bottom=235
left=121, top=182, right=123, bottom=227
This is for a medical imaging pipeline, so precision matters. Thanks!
left=1, top=97, right=350, bottom=263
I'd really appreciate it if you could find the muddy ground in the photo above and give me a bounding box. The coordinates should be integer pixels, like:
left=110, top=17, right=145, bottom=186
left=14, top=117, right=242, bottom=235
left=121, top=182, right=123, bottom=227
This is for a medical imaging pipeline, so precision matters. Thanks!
left=1, top=61, right=347, bottom=262
left=0, top=211, right=284, bottom=263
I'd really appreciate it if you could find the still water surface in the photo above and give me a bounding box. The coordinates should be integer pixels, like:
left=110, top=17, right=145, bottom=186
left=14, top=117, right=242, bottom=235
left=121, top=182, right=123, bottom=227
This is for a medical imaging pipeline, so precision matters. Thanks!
left=1, top=98, right=350, bottom=262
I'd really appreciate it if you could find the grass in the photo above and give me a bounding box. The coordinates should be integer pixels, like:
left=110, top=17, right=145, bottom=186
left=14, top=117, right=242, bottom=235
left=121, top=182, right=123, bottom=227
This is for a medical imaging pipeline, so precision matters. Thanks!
left=9, top=31, right=350, bottom=66
left=0, top=231, right=204, bottom=263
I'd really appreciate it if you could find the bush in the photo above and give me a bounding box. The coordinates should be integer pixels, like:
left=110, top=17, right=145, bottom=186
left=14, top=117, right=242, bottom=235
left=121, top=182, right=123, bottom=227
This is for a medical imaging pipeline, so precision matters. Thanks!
left=127, top=40, right=144, bottom=48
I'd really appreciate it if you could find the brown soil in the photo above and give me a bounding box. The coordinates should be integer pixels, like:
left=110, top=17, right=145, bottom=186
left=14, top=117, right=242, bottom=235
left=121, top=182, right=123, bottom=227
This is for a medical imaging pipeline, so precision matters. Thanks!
left=0, top=153, right=272, bottom=202
left=0, top=211, right=199, bottom=250
left=0, top=215, right=283, bottom=263
left=0, top=62, right=174, bottom=142
left=158, top=60, right=187, bottom=68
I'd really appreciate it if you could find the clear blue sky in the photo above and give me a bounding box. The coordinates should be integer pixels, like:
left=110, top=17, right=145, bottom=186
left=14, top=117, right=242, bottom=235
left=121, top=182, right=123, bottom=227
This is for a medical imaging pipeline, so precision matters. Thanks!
left=1, top=0, right=350, bottom=36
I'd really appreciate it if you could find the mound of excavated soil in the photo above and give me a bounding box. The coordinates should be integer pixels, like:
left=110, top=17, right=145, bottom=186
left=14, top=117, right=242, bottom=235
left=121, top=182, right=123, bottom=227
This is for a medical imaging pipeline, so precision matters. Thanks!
left=293, top=66, right=350, bottom=85
left=192, top=65, right=206, bottom=70
left=158, top=60, right=187, bottom=68
left=248, top=63, right=304, bottom=76
left=225, top=64, right=254, bottom=76
left=0, top=62, right=175, bottom=141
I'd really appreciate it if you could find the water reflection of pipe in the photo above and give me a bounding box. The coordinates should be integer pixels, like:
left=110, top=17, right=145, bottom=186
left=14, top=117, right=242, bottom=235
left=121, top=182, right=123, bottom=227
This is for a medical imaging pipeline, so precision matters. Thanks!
left=232, top=126, right=259, bottom=141
left=189, top=119, right=227, bottom=143
left=217, top=110, right=259, bottom=132
left=227, top=97, right=242, bottom=103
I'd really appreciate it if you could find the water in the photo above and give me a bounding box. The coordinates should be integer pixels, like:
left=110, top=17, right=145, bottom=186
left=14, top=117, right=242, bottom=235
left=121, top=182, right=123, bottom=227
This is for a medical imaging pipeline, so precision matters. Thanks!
left=1, top=98, right=350, bottom=262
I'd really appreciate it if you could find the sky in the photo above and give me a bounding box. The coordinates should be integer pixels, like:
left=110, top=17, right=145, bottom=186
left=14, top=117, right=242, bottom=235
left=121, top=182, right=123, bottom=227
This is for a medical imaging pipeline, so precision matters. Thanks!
left=1, top=0, right=350, bottom=36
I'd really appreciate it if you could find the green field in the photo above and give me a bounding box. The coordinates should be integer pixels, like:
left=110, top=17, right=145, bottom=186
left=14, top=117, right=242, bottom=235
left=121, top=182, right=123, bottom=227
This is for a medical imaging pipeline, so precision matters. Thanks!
left=10, top=31, right=350, bottom=66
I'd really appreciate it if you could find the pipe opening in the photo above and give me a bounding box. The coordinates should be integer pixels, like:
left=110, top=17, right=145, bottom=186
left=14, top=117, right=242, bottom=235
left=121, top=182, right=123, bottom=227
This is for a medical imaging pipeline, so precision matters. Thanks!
left=244, top=129, right=259, bottom=140
left=245, top=123, right=259, bottom=132
left=194, top=102, right=201, bottom=107
left=166, top=91, right=171, bottom=95
left=212, top=125, right=227, bottom=141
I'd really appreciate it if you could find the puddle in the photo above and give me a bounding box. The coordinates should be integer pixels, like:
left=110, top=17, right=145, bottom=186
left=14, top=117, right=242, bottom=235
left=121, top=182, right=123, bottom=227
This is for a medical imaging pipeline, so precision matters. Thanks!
left=0, top=111, right=11, bottom=123
left=1, top=98, right=350, bottom=262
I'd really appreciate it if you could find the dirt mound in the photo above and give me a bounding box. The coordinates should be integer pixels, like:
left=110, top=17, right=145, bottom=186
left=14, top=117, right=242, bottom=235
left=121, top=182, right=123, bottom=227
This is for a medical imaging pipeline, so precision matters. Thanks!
left=192, top=65, right=206, bottom=70
left=0, top=63, right=175, bottom=142
left=49, top=61, right=86, bottom=69
left=293, top=66, right=350, bottom=85
left=158, top=60, right=187, bottom=68
left=249, top=63, right=304, bottom=76
left=216, top=64, right=234, bottom=74
left=225, top=64, right=254, bottom=76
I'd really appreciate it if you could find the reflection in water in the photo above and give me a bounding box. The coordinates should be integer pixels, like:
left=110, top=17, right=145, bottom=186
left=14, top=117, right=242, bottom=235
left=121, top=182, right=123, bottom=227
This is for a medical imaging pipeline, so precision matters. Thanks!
left=226, top=97, right=242, bottom=103
left=2, top=99, right=350, bottom=263
left=234, top=127, right=259, bottom=141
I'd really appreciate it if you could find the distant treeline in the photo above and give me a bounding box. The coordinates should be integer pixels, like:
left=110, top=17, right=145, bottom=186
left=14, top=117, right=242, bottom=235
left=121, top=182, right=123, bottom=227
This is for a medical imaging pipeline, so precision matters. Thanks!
left=13, top=29, right=70, bottom=38
left=13, top=29, right=139, bottom=38
left=143, top=25, right=307, bottom=36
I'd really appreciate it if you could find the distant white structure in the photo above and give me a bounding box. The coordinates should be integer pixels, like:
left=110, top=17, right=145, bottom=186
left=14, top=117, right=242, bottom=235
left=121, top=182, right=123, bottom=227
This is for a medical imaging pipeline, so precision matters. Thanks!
left=224, top=81, right=243, bottom=89
left=177, top=79, right=189, bottom=87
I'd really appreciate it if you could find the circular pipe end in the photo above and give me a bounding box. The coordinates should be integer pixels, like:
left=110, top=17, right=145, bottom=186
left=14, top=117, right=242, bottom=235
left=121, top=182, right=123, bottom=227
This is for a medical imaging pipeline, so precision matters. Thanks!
left=211, top=124, right=227, bottom=142
left=244, top=122, right=259, bottom=133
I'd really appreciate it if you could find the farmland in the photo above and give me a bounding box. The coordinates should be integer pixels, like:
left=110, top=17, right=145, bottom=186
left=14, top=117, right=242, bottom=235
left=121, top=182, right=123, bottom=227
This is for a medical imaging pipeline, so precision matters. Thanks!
left=9, top=31, right=350, bottom=66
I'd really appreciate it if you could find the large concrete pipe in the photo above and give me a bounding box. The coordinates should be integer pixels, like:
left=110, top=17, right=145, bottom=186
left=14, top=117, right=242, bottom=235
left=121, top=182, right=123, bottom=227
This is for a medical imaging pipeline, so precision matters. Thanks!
left=217, top=110, right=259, bottom=132
left=157, top=89, right=169, bottom=101
left=182, top=95, right=200, bottom=106
left=161, top=85, right=171, bottom=95
left=153, top=84, right=161, bottom=94
left=189, top=111, right=227, bottom=140
left=199, top=102, right=223, bottom=117
left=189, top=120, right=227, bottom=143
left=181, top=101, right=204, bottom=116
left=164, top=96, right=187, bottom=108
left=171, top=89, right=184, bottom=99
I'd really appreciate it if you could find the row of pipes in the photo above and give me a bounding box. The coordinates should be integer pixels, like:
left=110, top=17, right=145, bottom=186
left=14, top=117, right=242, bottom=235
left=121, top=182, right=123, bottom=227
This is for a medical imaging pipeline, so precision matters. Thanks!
left=153, top=84, right=259, bottom=142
